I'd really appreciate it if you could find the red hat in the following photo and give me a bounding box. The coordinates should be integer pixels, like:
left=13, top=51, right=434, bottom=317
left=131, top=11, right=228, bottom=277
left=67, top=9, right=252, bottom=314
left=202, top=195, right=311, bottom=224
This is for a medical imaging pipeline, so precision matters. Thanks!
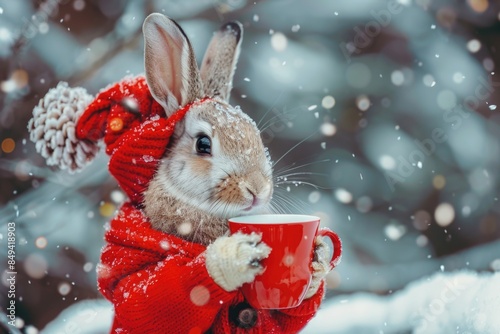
left=28, top=76, right=207, bottom=204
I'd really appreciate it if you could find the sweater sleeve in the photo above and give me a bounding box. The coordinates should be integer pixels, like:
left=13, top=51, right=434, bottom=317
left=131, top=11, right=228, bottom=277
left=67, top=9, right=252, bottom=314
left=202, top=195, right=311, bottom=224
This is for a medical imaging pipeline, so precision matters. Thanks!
left=97, top=204, right=238, bottom=334
left=100, top=241, right=237, bottom=334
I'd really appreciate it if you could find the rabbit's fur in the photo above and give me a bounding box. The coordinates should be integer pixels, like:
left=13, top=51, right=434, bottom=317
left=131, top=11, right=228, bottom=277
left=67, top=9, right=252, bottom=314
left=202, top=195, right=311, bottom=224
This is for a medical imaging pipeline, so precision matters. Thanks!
left=144, top=101, right=273, bottom=246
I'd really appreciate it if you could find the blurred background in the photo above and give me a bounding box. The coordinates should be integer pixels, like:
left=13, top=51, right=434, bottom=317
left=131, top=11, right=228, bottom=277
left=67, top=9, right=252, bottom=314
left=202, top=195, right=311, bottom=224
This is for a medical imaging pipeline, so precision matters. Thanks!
left=1, top=0, right=499, bottom=333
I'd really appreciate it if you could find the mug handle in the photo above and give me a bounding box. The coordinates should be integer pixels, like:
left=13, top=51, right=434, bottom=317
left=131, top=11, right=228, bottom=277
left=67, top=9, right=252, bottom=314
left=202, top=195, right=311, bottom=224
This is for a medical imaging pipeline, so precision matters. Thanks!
left=317, top=228, right=342, bottom=269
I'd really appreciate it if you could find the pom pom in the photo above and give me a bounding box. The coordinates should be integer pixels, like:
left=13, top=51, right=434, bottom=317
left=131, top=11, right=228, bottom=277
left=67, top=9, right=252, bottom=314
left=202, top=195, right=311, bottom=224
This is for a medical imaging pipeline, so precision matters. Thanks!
left=28, top=82, right=99, bottom=172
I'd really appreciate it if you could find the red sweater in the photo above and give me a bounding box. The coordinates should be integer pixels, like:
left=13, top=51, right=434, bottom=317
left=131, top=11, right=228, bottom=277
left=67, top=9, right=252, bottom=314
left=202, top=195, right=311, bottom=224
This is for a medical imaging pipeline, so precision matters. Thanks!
left=98, top=202, right=324, bottom=333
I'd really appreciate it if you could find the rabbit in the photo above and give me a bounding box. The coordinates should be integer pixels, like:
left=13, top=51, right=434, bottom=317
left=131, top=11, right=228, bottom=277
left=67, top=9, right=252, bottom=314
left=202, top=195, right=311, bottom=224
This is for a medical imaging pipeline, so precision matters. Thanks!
left=29, top=13, right=335, bottom=333
left=141, top=12, right=331, bottom=302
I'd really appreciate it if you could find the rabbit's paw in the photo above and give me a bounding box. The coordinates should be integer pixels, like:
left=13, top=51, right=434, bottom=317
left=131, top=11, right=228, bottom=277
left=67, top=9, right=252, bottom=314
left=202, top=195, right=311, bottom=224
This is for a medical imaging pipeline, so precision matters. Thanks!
left=205, top=232, right=271, bottom=292
left=304, top=235, right=332, bottom=299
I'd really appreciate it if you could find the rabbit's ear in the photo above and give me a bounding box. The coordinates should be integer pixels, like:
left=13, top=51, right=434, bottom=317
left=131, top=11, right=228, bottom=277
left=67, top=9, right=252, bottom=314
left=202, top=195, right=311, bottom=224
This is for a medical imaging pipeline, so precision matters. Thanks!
left=200, top=22, right=243, bottom=102
left=143, top=13, right=203, bottom=115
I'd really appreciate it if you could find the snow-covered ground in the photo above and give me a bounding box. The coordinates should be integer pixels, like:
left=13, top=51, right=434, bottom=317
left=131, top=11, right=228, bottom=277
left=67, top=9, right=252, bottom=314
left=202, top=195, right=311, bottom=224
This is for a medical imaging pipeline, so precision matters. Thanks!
left=304, top=270, right=500, bottom=334
left=41, top=299, right=112, bottom=334
left=42, top=270, right=500, bottom=334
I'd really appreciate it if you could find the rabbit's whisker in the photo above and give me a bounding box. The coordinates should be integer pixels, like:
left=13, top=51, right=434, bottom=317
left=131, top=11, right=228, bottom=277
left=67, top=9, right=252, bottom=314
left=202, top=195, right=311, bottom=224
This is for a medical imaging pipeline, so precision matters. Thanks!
left=271, top=131, right=319, bottom=169
left=275, top=171, right=328, bottom=179
left=274, top=159, right=331, bottom=177
left=256, top=90, right=284, bottom=127
left=270, top=190, right=308, bottom=214
left=275, top=181, right=328, bottom=190
left=268, top=201, right=286, bottom=214
left=259, top=113, right=290, bottom=132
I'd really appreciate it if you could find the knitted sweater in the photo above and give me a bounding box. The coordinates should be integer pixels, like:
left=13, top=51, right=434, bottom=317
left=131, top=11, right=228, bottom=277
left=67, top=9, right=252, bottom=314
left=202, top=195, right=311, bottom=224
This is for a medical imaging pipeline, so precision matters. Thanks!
left=98, top=202, right=324, bottom=333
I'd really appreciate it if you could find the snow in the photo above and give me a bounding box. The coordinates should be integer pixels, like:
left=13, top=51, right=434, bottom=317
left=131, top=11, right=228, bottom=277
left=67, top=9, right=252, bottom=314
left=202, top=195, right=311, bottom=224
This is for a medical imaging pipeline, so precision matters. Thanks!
left=41, top=271, right=500, bottom=333
left=41, top=299, right=113, bottom=334
left=142, top=155, right=154, bottom=163
left=304, top=270, right=500, bottom=334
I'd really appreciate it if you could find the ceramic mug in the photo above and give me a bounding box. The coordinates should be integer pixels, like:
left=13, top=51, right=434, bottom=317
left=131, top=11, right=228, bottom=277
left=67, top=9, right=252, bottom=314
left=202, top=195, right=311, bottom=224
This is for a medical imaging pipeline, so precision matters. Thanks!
left=228, top=214, right=342, bottom=309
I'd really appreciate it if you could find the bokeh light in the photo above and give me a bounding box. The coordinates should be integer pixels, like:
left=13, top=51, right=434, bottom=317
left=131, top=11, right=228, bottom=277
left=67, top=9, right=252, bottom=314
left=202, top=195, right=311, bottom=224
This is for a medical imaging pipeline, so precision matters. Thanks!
left=24, top=253, right=48, bottom=279
left=189, top=285, right=210, bottom=306
left=467, top=0, right=489, bottom=13
left=270, top=32, right=287, bottom=52
left=99, top=202, right=116, bottom=217
left=321, top=95, right=336, bottom=109
left=434, top=203, right=456, bottom=227
left=35, top=236, right=47, bottom=249
left=1, top=138, right=15, bottom=153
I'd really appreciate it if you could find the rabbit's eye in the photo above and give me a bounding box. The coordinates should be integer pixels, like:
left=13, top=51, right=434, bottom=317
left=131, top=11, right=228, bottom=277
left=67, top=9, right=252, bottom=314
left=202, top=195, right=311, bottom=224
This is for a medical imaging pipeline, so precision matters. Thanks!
left=196, top=135, right=212, bottom=155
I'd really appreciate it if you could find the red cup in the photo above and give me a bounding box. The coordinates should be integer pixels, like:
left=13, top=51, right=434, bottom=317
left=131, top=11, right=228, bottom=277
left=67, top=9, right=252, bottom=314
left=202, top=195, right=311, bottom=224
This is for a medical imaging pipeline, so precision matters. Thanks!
left=228, top=214, right=342, bottom=309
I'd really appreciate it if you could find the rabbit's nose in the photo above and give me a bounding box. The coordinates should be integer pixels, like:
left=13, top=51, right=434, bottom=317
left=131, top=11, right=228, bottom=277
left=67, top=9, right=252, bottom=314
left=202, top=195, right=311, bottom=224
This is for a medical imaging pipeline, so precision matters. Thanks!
left=247, top=188, right=258, bottom=206
left=242, top=176, right=272, bottom=211
left=243, top=188, right=259, bottom=210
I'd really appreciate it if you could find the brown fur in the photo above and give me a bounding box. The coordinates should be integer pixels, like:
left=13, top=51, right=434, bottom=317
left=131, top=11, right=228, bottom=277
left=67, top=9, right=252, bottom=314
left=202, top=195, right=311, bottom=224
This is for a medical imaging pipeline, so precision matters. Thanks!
left=144, top=179, right=228, bottom=246
left=200, top=23, right=242, bottom=102
left=191, top=158, right=212, bottom=176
